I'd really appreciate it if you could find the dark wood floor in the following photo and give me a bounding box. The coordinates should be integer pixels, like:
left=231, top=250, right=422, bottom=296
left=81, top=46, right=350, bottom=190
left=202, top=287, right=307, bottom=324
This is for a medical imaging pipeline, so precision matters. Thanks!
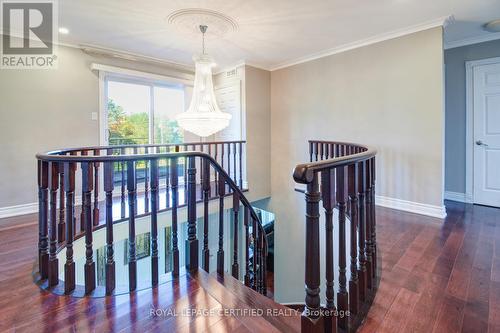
left=0, top=201, right=499, bottom=332
left=0, top=212, right=298, bottom=333
left=359, top=201, right=500, bottom=333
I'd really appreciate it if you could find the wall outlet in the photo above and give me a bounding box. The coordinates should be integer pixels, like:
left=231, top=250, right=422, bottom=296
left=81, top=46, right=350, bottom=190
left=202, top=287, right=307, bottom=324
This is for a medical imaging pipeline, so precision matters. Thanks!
left=91, top=112, right=98, bottom=120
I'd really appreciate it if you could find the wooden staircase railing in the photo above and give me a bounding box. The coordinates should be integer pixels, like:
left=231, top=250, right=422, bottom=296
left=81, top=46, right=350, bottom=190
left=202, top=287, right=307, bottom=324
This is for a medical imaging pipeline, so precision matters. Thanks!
left=293, top=140, right=378, bottom=333
left=36, top=140, right=268, bottom=297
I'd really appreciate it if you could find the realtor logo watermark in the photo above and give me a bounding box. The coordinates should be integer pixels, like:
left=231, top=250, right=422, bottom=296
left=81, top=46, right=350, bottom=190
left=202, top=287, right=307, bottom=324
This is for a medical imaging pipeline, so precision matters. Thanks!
left=1, top=0, right=58, bottom=69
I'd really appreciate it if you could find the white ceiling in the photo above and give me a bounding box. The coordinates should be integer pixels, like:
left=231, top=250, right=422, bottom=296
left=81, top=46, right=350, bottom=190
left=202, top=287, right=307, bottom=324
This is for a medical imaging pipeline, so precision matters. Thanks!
left=58, top=0, right=500, bottom=71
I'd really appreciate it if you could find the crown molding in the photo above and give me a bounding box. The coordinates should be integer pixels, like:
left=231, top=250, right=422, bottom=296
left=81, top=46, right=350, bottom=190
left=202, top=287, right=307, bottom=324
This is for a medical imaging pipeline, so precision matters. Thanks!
left=79, top=43, right=195, bottom=73
left=0, top=30, right=195, bottom=73
left=4, top=15, right=455, bottom=75
left=444, top=32, right=500, bottom=50
left=214, top=60, right=271, bottom=75
left=270, top=15, right=453, bottom=71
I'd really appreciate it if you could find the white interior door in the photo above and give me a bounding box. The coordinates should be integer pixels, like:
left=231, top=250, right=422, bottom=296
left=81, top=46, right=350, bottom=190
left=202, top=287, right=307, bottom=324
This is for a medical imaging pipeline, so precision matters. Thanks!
left=473, top=61, right=500, bottom=207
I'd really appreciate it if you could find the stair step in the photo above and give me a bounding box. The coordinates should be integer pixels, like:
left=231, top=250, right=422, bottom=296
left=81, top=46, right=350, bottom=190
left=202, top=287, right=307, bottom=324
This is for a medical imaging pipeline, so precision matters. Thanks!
left=190, top=270, right=301, bottom=333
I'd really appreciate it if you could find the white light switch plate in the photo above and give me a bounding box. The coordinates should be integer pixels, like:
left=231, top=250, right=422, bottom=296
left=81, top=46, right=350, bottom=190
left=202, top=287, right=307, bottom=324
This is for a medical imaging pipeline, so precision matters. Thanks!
left=91, top=112, right=98, bottom=120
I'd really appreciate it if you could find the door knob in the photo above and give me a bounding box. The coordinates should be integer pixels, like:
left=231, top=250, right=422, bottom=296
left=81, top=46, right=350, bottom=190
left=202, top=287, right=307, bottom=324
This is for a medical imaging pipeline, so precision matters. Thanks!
left=476, top=140, right=489, bottom=147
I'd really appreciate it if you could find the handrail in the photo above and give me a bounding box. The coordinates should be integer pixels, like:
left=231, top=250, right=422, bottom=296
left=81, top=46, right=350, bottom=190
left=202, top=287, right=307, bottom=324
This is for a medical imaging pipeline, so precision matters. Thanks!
left=39, top=140, right=246, bottom=156
left=294, top=140, right=378, bottom=332
left=35, top=140, right=268, bottom=297
left=293, top=140, right=377, bottom=184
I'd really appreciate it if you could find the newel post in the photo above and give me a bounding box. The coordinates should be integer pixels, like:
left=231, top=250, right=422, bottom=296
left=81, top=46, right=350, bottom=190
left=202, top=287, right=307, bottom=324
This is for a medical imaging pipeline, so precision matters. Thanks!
left=301, top=173, right=324, bottom=332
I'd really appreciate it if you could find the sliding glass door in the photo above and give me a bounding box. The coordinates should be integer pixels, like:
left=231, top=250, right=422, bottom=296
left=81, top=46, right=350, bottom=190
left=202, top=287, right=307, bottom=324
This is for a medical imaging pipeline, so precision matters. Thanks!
left=105, top=77, right=185, bottom=146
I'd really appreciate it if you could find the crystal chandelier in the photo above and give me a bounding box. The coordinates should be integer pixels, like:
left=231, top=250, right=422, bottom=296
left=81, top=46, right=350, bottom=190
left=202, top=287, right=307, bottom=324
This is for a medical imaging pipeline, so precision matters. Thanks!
left=176, top=25, right=231, bottom=137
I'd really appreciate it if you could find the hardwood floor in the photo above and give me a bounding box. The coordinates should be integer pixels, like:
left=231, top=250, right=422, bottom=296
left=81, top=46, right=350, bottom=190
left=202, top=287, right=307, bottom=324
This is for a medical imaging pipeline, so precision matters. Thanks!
left=0, top=200, right=499, bottom=332
left=0, top=213, right=298, bottom=333
left=359, top=201, right=500, bottom=333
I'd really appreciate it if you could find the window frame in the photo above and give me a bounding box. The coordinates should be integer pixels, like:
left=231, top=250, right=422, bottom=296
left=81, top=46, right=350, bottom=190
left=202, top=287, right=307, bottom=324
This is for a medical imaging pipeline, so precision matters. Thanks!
left=96, top=64, right=192, bottom=146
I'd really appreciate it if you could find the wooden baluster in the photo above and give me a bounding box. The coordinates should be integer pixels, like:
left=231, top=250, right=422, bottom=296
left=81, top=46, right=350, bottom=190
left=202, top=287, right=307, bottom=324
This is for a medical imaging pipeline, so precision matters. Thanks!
left=104, top=160, right=115, bottom=295
left=251, top=216, right=257, bottom=290
left=171, top=153, right=180, bottom=276
left=244, top=207, right=250, bottom=287
left=150, top=159, right=159, bottom=286
left=319, top=143, right=324, bottom=160
left=233, top=142, right=237, bottom=184
left=232, top=192, right=240, bottom=279
left=255, top=224, right=262, bottom=293
left=58, top=161, right=65, bottom=243
left=217, top=175, right=225, bottom=274
left=261, top=230, right=267, bottom=296
left=127, top=161, right=137, bottom=291
left=364, top=160, right=373, bottom=290
left=144, top=151, right=150, bottom=213
left=186, top=156, right=198, bottom=272
left=214, top=144, right=219, bottom=196
left=165, top=153, right=170, bottom=209
left=184, top=145, right=188, bottom=205
left=357, top=161, right=368, bottom=300
left=370, top=157, right=377, bottom=279
left=165, top=149, right=170, bottom=208
left=93, top=150, right=100, bottom=226
left=239, top=142, right=243, bottom=189
left=321, top=169, right=337, bottom=333
left=335, top=144, right=340, bottom=158
left=207, top=144, right=212, bottom=196
left=38, top=161, right=49, bottom=279
left=120, top=148, right=126, bottom=219
left=301, top=173, right=324, bottom=332
left=69, top=152, right=77, bottom=238
left=348, top=163, right=359, bottom=315
left=79, top=150, right=88, bottom=232
left=202, top=159, right=210, bottom=272
left=199, top=145, right=204, bottom=200
left=82, top=162, right=96, bottom=294
left=227, top=143, right=232, bottom=191
left=314, top=142, right=319, bottom=161
left=325, top=143, right=330, bottom=159
left=64, top=162, right=76, bottom=294
left=336, top=166, right=348, bottom=330
left=133, top=148, right=138, bottom=211
left=221, top=144, right=225, bottom=189
left=48, top=162, right=59, bottom=286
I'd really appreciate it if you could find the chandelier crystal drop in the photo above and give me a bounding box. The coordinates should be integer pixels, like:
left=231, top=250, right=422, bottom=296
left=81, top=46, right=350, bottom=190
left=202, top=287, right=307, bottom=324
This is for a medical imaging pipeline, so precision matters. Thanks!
left=176, top=25, right=231, bottom=137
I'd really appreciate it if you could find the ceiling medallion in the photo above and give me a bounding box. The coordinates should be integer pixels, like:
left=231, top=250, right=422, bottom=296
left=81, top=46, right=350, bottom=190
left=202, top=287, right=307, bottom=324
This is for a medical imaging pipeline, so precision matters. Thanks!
left=167, top=8, right=238, bottom=39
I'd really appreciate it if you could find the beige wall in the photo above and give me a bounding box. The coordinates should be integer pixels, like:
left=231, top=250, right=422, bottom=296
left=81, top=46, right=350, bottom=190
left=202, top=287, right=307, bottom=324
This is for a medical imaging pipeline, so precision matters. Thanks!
left=213, top=65, right=272, bottom=201
left=244, top=65, right=271, bottom=200
left=0, top=43, right=195, bottom=208
left=270, top=27, right=444, bottom=302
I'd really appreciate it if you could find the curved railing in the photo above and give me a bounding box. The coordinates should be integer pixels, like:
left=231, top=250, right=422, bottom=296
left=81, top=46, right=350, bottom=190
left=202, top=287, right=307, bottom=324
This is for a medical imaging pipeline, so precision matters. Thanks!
left=35, top=140, right=268, bottom=297
left=294, top=140, right=378, bottom=332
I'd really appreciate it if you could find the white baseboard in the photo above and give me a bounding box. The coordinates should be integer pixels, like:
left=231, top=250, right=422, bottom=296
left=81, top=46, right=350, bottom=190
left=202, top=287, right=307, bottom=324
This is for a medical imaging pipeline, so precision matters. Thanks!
left=375, top=195, right=447, bottom=219
left=0, top=194, right=83, bottom=220
left=444, top=191, right=473, bottom=203
left=1, top=193, right=448, bottom=220
left=0, top=202, right=38, bottom=219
